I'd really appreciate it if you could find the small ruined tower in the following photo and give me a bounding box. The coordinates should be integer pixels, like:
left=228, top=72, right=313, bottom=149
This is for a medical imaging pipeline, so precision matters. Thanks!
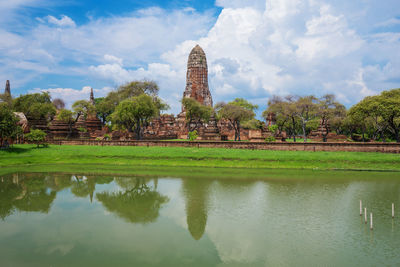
left=4, top=80, right=10, bottom=95
left=182, top=45, right=213, bottom=110
left=90, top=88, right=95, bottom=105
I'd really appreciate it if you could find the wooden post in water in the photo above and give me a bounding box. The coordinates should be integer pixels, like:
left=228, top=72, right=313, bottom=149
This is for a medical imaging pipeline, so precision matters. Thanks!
left=392, top=203, right=395, bottom=218
left=364, top=208, right=367, bottom=224
left=360, top=200, right=362, bottom=216
left=370, top=213, right=373, bottom=230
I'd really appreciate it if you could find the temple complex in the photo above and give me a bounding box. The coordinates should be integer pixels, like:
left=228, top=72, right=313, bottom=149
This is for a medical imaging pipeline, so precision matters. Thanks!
left=6, top=45, right=276, bottom=141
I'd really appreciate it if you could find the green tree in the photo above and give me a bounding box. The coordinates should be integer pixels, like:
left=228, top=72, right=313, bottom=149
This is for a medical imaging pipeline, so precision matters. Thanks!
left=241, top=118, right=264, bottom=130
left=111, top=94, right=160, bottom=140
left=57, top=109, right=75, bottom=138
left=348, top=97, right=374, bottom=142
left=94, top=97, right=113, bottom=124
left=379, top=89, right=400, bottom=142
left=0, top=92, right=13, bottom=108
left=25, top=129, right=47, bottom=147
left=316, top=94, right=346, bottom=142
left=215, top=99, right=255, bottom=141
left=294, top=96, right=318, bottom=142
left=230, top=98, right=258, bottom=112
left=93, top=80, right=162, bottom=125
left=188, top=130, right=198, bottom=141
left=0, top=103, right=20, bottom=146
left=115, top=80, right=159, bottom=99
left=13, top=92, right=56, bottom=121
left=263, top=96, right=295, bottom=141
left=72, top=100, right=95, bottom=120
left=182, top=98, right=212, bottom=134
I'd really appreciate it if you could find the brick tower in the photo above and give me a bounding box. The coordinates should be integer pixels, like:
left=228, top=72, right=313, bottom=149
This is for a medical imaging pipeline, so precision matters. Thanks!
left=182, top=45, right=213, bottom=110
left=4, top=80, right=10, bottom=95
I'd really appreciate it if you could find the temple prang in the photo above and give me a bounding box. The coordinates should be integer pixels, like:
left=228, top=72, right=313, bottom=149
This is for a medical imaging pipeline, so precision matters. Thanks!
left=90, top=88, right=95, bottom=105
left=182, top=45, right=213, bottom=110
left=4, top=80, right=11, bottom=95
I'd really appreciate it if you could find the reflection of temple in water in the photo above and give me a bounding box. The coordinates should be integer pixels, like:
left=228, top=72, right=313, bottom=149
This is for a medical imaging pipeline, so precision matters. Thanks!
left=182, top=178, right=211, bottom=240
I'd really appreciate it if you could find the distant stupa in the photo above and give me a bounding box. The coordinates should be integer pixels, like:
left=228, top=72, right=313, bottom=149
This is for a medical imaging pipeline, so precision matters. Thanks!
left=4, top=80, right=10, bottom=95
left=90, top=88, right=95, bottom=105
left=182, top=45, right=213, bottom=110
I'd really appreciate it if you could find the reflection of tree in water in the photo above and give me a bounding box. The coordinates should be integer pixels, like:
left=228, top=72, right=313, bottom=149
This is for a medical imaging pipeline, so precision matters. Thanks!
left=71, top=176, right=113, bottom=202
left=0, top=174, right=56, bottom=218
left=96, top=178, right=168, bottom=224
left=0, top=174, right=114, bottom=219
left=182, top=178, right=211, bottom=240
left=0, top=174, right=23, bottom=219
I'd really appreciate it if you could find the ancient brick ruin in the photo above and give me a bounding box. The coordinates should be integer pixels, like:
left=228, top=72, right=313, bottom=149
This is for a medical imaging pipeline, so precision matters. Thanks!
left=182, top=45, right=213, bottom=108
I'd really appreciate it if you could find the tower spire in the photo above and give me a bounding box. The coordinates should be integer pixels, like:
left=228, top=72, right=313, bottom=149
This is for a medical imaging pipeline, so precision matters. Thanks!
left=90, top=88, right=95, bottom=105
left=4, top=80, right=10, bottom=95
left=182, top=45, right=213, bottom=111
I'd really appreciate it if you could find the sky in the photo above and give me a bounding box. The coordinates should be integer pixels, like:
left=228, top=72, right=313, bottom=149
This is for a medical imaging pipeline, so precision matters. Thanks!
left=1, top=0, right=399, bottom=116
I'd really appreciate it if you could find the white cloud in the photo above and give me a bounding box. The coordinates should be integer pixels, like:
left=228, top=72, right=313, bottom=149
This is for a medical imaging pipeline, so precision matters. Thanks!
left=215, top=0, right=265, bottom=10
left=2, top=0, right=400, bottom=116
left=29, top=86, right=113, bottom=108
left=46, top=15, right=76, bottom=27
left=151, top=0, right=399, bottom=114
left=103, top=54, right=123, bottom=65
left=375, top=18, right=400, bottom=27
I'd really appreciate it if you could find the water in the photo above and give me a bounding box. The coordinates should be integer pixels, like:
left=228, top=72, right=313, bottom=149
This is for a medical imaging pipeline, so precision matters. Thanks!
left=1, top=172, right=400, bottom=266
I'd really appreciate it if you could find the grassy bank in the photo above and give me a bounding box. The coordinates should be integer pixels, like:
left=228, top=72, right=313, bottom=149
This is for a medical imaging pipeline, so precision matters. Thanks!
left=1, top=144, right=400, bottom=176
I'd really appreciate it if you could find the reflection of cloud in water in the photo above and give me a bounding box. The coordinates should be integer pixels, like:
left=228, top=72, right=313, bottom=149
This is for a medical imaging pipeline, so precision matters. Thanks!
left=159, top=178, right=187, bottom=229
left=206, top=182, right=270, bottom=264
left=43, top=243, right=75, bottom=256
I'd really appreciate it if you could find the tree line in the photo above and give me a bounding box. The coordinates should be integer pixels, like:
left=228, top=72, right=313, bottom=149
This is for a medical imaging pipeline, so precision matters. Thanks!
left=0, top=80, right=399, bottom=144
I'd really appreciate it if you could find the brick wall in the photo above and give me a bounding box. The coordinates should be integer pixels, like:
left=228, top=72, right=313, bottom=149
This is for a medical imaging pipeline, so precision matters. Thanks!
left=47, top=140, right=400, bottom=153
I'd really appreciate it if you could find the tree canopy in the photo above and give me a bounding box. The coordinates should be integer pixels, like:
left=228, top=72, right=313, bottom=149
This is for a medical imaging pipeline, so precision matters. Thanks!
left=182, top=98, right=212, bottom=133
left=111, top=94, right=162, bottom=140
left=0, top=103, right=20, bottom=146
left=13, top=92, right=56, bottom=120
left=216, top=98, right=256, bottom=141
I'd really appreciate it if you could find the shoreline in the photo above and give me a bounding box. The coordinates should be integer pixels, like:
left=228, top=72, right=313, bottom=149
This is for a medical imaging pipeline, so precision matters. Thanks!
left=2, top=144, right=400, bottom=176
left=3, top=163, right=400, bottom=179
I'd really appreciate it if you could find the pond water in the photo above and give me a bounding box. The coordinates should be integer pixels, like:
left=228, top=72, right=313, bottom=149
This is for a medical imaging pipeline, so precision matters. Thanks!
left=1, top=172, right=400, bottom=266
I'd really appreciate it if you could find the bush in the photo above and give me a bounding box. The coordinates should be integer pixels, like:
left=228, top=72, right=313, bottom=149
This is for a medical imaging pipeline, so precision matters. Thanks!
left=268, top=125, right=278, bottom=133
left=78, top=127, right=88, bottom=132
left=25, top=129, right=47, bottom=148
left=104, top=134, right=111, bottom=140
left=265, top=136, right=276, bottom=142
left=188, top=130, right=198, bottom=141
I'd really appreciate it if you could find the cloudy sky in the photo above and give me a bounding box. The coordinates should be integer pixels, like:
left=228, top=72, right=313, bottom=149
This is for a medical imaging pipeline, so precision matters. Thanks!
left=1, top=0, right=399, bottom=116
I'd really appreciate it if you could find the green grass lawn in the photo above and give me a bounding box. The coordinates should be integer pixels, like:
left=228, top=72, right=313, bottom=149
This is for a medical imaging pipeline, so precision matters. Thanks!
left=1, top=144, right=400, bottom=176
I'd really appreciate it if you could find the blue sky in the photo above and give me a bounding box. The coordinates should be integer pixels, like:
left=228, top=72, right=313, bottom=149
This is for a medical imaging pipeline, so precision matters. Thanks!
left=1, top=0, right=399, bottom=116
